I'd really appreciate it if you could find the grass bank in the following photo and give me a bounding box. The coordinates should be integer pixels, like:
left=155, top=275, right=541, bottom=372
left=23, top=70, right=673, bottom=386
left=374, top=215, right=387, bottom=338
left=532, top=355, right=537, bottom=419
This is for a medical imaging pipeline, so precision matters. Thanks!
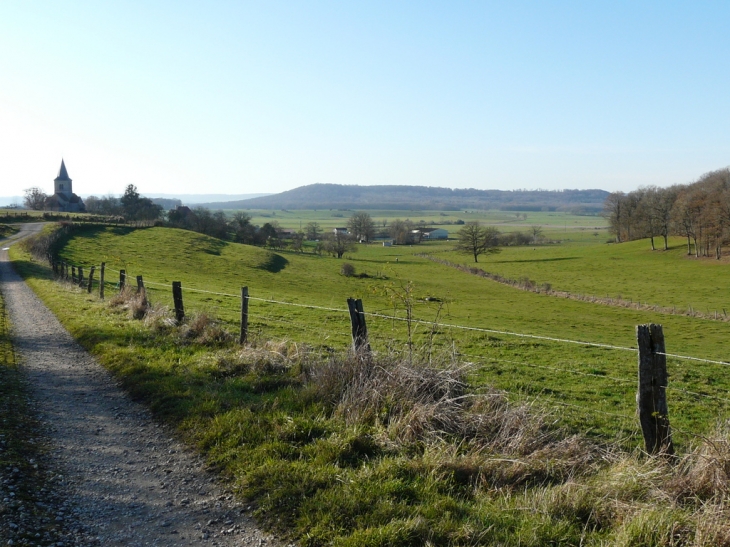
left=9, top=225, right=730, bottom=545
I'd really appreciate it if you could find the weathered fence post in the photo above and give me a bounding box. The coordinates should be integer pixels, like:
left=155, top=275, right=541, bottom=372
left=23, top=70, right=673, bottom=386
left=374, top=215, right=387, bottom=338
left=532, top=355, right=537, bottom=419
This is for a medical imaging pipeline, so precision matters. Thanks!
left=347, top=297, right=370, bottom=354
left=239, top=286, right=249, bottom=344
left=99, top=262, right=105, bottom=299
left=172, top=282, right=185, bottom=323
left=87, top=266, right=95, bottom=294
left=637, top=324, right=674, bottom=456
left=71, top=265, right=77, bottom=284
left=78, top=266, right=84, bottom=287
left=119, top=269, right=126, bottom=291
left=136, top=275, right=147, bottom=306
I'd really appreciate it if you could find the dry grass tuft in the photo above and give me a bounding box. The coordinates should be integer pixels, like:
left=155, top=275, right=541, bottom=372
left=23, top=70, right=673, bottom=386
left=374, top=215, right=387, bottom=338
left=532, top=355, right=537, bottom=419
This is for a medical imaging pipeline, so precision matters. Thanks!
left=667, top=421, right=730, bottom=502
left=143, top=305, right=177, bottom=333
left=108, top=286, right=149, bottom=319
left=207, top=340, right=311, bottom=378
left=302, top=350, right=601, bottom=487
left=178, top=312, right=233, bottom=345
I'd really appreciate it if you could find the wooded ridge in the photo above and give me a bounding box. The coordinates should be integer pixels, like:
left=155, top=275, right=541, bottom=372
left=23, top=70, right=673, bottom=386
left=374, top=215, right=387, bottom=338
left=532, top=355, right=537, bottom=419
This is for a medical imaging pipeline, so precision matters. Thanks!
left=197, top=183, right=609, bottom=211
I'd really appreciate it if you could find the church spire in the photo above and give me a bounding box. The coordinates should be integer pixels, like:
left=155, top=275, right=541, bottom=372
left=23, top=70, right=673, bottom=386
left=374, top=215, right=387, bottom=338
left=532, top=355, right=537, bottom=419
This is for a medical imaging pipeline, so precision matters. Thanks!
left=54, top=158, right=72, bottom=196
left=56, top=159, right=71, bottom=182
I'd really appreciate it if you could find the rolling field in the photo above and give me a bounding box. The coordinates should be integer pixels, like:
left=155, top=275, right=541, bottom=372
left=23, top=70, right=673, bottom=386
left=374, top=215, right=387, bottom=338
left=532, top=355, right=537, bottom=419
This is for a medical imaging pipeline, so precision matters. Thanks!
left=10, top=221, right=730, bottom=545
left=17, top=223, right=730, bottom=448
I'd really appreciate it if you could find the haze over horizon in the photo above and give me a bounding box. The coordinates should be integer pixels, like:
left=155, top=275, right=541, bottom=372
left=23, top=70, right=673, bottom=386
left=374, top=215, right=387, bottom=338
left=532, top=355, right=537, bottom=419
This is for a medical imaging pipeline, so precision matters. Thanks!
left=2, top=2, right=729, bottom=199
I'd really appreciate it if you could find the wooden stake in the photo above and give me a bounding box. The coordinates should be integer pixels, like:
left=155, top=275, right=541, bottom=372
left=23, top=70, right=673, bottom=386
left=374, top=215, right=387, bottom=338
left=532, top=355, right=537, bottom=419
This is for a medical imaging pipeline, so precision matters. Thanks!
left=87, top=266, right=95, bottom=293
left=78, top=267, right=84, bottom=287
left=239, top=286, right=249, bottom=344
left=136, top=275, right=147, bottom=305
left=172, top=282, right=185, bottom=323
left=637, top=324, right=674, bottom=456
left=71, top=266, right=77, bottom=284
left=347, top=297, right=370, bottom=354
left=100, top=262, right=105, bottom=299
left=119, top=269, right=126, bottom=290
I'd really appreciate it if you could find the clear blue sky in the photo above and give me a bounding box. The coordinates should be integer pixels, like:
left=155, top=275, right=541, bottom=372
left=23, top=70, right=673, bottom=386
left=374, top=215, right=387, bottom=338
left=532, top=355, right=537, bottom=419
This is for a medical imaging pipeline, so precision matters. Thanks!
left=1, top=1, right=729, bottom=198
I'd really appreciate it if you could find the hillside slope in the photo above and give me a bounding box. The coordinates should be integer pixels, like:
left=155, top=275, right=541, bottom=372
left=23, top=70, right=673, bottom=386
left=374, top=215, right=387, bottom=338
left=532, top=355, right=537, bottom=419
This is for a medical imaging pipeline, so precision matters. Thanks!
left=198, top=183, right=609, bottom=211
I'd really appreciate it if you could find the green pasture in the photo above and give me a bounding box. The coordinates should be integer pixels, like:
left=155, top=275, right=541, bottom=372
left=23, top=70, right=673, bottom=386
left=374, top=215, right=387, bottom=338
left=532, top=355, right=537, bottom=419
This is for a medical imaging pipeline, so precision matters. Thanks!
left=19, top=224, right=730, bottom=448
left=228, top=208, right=607, bottom=238
left=11, top=223, right=730, bottom=545
left=420, top=236, right=730, bottom=315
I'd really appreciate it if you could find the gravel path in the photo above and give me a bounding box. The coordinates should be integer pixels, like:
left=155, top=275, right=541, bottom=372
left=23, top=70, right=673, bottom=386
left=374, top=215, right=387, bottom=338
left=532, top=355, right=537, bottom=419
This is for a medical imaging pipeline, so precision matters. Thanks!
left=0, top=225, right=286, bottom=547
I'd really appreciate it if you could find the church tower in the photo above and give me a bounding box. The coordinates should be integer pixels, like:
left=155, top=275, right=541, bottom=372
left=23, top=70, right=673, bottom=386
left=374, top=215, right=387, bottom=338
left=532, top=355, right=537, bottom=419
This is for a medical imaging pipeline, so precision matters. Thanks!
left=54, top=159, right=72, bottom=197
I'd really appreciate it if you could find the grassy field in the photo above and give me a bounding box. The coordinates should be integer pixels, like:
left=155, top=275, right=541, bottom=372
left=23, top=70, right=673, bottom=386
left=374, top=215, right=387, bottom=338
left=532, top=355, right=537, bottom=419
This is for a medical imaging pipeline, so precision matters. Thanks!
left=13, top=223, right=730, bottom=448
left=227, top=208, right=608, bottom=240
left=10, top=222, right=730, bottom=545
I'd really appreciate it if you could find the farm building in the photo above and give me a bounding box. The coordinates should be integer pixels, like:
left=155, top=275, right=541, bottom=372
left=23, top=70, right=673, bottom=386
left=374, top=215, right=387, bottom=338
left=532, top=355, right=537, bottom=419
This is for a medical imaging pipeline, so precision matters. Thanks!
left=412, top=228, right=448, bottom=240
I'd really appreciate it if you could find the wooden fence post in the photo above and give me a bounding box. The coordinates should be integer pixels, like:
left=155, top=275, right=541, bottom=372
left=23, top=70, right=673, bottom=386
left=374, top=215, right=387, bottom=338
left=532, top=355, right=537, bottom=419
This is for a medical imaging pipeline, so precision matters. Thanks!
left=136, top=275, right=147, bottom=305
left=71, top=265, right=77, bottom=284
left=239, top=287, right=249, bottom=344
left=99, top=262, right=105, bottom=299
left=347, top=297, right=370, bottom=354
left=78, top=266, right=84, bottom=287
left=637, top=324, right=674, bottom=456
left=172, top=282, right=185, bottom=323
left=87, top=266, right=95, bottom=293
left=119, top=269, right=126, bottom=291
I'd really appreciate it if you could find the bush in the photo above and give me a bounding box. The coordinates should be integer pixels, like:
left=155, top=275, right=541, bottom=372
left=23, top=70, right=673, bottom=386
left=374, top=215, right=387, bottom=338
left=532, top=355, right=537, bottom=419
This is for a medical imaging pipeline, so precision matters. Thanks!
left=341, top=263, right=356, bottom=277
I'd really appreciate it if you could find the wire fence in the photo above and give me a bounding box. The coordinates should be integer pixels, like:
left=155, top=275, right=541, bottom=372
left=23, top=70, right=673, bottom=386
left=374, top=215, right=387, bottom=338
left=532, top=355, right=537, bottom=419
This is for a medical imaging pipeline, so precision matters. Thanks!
left=52, top=257, right=730, bottom=448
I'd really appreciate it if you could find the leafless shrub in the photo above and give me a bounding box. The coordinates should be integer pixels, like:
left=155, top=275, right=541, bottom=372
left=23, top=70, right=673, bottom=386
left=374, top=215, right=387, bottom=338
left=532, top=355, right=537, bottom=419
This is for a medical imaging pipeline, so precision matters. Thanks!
left=19, top=222, right=70, bottom=263
left=340, top=262, right=356, bottom=277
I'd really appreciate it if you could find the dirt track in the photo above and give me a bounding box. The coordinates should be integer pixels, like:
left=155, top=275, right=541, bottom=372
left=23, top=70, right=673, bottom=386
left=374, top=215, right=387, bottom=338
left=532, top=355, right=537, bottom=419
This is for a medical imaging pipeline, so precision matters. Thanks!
left=0, top=224, right=285, bottom=546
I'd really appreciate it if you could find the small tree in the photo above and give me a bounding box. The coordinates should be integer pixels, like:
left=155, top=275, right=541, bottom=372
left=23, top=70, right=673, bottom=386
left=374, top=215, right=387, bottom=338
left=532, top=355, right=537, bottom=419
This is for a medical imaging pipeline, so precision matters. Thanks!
left=529, top=225, right=543, bottom=244
left=389, top=219, right=414, bottom=245
left=120, top=184, right=162, bottom=222
left=347, top=212, right=376, bottom=242
left=23, top=187, right=48, bottom=210
left=290, top=231, right=305, bottom=252
left=324, top=231, right=356, bottom=258
left=305, top=221, right=322, bottom=241
left=454, top=222, right=501, bottom=263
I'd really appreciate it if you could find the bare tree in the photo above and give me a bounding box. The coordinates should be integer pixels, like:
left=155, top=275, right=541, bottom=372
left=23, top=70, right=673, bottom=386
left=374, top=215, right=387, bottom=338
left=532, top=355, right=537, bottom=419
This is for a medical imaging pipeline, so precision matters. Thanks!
left=347, top=212, right=376, bottom=242
left=389, top=219, right=414, bottom=245
left=23, top=187, right=48, bottom=210
left=324, top=231, right=356, bottom=258
left=305, top=222, right=322, bottom=241
left=603, top=192, right=625, bottom=242
left=454, top=222, right=501, bottom=263
left=529, top=225, right=543, bottom=244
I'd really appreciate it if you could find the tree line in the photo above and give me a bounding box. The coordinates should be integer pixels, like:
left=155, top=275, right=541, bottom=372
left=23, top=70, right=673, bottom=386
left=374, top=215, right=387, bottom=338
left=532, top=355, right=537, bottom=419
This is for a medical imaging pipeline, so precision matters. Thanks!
left=603, top=168, right=730, bottom=258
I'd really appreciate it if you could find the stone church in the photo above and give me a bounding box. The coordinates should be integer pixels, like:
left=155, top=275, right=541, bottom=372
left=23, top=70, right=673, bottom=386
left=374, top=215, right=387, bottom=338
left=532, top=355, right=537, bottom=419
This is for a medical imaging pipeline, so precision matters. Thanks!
left=46, top=159, right=85, bottom=212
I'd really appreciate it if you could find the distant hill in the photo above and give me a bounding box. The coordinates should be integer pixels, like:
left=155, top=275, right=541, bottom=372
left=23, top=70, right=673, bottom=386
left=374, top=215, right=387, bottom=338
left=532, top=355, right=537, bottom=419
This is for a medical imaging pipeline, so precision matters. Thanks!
left=198, top=184, right=610, bottom=212
left=142, top=193, right=272, bottom=205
